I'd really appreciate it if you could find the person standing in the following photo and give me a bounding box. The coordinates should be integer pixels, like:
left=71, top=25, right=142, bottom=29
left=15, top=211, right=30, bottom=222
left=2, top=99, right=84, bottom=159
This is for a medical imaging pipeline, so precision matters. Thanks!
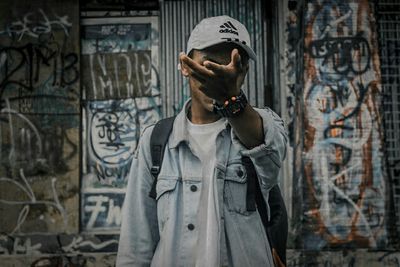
left=117, top=15, right=288, bottom=267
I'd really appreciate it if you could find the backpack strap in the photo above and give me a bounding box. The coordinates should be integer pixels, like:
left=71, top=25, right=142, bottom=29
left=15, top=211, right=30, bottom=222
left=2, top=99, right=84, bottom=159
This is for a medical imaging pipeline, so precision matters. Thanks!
left=266, top=185, right=288, bottom=265
left=148, top=116, right=176, bottom=199
left=243, top=156, right=257, bottom=212
left=242, top=155, right=287, bottom=266
left=242, top=156, right=269, bottom=226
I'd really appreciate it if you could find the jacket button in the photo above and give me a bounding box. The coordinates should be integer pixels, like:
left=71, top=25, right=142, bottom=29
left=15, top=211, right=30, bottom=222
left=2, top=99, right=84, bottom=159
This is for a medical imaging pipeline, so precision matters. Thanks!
left=188, top=224, right=195, bottom=230
left=190, top=185, right=197, bottom=192
left=237, top=169, right=244, bottom=177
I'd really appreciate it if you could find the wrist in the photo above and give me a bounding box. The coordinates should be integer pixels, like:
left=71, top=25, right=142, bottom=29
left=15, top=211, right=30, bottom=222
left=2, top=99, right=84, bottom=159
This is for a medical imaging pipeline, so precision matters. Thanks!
left=213, top=89, right=248, bottom=117
left=215, top=89, right=241, bottom=105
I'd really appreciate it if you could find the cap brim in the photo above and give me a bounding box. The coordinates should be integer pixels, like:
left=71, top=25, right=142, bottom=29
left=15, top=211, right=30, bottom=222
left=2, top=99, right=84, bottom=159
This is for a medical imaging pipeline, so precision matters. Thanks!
left=237, top=43, right=257, bottom=61
left=187, top=39, right=257, bottom=61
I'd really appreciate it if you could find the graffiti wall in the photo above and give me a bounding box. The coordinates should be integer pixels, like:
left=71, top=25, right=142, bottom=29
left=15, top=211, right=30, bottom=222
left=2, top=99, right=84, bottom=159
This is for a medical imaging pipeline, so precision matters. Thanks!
left=0, top=0, right=80, bottom=237
left=298, top=0, right=387, bottom=249
left=1, top=0, right=397, bottom=265
left=0, top=1, right=161, bottom=265
left=80, top=17, right=160, bottom=232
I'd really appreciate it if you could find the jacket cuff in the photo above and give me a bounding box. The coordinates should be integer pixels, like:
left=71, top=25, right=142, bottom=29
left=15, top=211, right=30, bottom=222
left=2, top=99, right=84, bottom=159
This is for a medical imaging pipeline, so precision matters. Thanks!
left=231, top=108, right=278, bottom=158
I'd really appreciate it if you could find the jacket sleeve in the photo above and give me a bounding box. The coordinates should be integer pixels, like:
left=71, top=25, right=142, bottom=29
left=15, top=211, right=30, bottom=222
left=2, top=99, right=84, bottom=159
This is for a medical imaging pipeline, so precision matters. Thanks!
left=116, top=125, right=159, bottom=267
left=231, top=107, right=288, bottom=191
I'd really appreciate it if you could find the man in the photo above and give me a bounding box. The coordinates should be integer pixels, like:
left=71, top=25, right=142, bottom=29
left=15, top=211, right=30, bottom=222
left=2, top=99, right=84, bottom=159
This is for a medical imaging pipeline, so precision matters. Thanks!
left=116, top=15, right=287, bottom=266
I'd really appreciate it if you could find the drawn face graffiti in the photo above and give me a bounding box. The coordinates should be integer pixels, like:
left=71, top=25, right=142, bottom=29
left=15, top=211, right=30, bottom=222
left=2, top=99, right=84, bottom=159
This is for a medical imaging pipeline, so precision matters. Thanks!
left=90, top=105, right=137, bottom=166
left=301, top=2, right=386, bottom=248
left=309, top=33, right=371, bottom=81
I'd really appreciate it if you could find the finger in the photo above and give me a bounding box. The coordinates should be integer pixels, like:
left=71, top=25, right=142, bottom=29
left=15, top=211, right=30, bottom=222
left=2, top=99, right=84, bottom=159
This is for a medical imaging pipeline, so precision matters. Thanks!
left=185, top=65, right=216, bottom=84
left=180, top=53, right=215, bottom=77
left=230, top=49, right=243, bottom=71
left=178, top=51, right=185, bottom=61
left=203, top=60, right=226, bottom=75
left=181, top=60, right=212, bottom=82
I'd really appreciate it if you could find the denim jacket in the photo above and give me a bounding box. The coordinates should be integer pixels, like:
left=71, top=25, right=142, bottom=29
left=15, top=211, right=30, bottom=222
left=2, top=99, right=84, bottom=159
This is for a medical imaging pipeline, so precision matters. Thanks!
left=116, top=99, right=288, bottom=267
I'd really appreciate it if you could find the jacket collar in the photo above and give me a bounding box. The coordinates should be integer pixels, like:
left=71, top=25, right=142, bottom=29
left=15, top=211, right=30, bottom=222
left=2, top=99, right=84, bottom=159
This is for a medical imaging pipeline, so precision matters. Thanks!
left=168, top=98, right=229, bottom=149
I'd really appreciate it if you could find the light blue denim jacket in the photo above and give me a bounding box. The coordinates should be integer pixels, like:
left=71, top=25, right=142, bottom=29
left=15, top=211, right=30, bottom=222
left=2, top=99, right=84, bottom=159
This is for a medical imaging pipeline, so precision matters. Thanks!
left=116, top=100, right=288, bottom=267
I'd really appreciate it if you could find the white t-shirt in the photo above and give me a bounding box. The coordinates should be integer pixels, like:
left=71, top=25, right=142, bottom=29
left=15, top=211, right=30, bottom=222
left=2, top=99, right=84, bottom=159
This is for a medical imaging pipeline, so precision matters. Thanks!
left=186, top=117, right=226, bottom=267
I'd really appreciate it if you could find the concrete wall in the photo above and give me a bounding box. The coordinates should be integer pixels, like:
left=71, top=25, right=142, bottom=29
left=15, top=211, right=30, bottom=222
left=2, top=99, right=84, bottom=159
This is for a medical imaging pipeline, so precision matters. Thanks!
left=0, top=0, right=80, bottom=239
left=0, top=1, right=161, bottom=266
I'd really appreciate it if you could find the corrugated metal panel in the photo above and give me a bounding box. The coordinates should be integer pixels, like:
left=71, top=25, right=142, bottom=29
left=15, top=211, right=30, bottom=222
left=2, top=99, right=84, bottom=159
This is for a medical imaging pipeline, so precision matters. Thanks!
left=375, top=0, right=400, bottom=245
left=160, top=0, right=269, bottom=117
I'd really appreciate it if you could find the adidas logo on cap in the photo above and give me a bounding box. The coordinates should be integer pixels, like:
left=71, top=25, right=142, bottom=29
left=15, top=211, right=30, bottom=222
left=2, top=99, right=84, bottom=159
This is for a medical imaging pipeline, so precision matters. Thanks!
left=219, top=21, right=238, bottom=35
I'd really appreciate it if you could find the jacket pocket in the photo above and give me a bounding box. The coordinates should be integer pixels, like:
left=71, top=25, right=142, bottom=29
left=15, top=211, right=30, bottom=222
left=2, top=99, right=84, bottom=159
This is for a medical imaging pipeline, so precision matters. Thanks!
left=224, top=161, right=253, bottom=216
left=156, top=177, right=179, bottom=229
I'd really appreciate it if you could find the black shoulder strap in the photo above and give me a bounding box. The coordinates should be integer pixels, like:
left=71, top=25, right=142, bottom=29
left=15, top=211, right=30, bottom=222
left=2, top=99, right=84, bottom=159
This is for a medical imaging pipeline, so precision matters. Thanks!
left=148, top=116, right=176, bottom=199
left=242, top=155, right=269, bottom=225
left=266, top=184, right=288, bottom=265
left=242, top=155, right=288, bottom=266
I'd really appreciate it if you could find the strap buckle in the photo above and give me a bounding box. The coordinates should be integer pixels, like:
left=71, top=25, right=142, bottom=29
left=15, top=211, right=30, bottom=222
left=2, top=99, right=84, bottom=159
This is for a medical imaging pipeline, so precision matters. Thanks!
left=150, top=166, right=160, bottom=176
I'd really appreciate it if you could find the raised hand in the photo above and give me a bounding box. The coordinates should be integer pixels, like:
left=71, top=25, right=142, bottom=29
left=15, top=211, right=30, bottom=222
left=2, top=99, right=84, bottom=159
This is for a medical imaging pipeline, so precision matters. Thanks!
left=179, top=48, right=248, bottom=103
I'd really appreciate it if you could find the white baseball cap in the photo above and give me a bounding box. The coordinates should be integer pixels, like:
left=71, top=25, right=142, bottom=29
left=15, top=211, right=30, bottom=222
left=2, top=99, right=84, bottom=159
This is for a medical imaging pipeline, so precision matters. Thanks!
left=186, top=15, right=257, bottom=61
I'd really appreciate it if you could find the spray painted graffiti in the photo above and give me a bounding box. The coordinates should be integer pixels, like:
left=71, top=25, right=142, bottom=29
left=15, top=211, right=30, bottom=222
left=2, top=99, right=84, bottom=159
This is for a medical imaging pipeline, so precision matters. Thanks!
left=0, top=234, right=119, bottom=255
left=61, top=235, right=119, bottom=253
left=0, top=8, right=79, bottom=116
left=82, top=51, right=152, bottom=99
left=0, top=8, right=72, bottom=41
left=0, top=233, right=119, bottom=266
left=80, top=18, right=160, bottom=232
left=0, top=1, right=79, bottom=239
left=0, top=169, right=67, bottom=235
left=0, top=44, right=79, bottom=94
left=0, top=237, right=42, bottom=255
left=300, top=0, right=386, bottom=248
left=287, top=250, right=400, bottom=267
left=308, top=32, right=371, bottom=76
left=83, top=98, right=159, bottom=186
left=82, top=97, right=160, bottom=230
left=81, top=24, right=151, bottom=54
left=81, top=22, right=153, bottom=100
left=82, top=193, right=124, bottom=230
left=0, top=96, right=77, bottom=235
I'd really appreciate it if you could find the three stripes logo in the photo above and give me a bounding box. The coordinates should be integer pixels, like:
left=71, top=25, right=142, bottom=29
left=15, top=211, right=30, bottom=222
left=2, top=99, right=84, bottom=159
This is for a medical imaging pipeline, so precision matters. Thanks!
left=221, top=37, right=247, bottom=46
left=219, top=21, right=239, bottom=35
